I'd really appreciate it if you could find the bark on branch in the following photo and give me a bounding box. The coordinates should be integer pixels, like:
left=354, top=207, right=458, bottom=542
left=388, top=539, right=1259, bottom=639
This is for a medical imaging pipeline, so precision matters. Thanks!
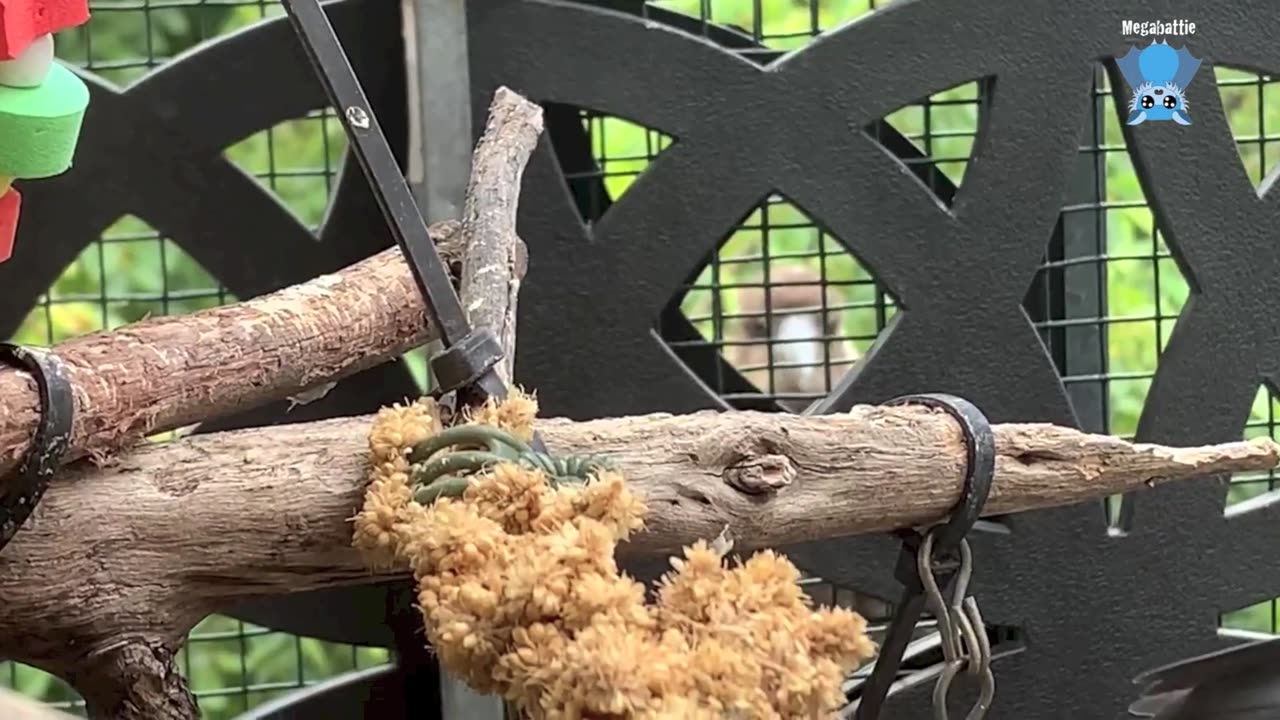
left=457, top=86, right=541, bottom=383
left=0, top=222, right=463, bottom=480
left=0, top=87, right=545, bottom=720
left=2, top=407, right=1275, bottom=685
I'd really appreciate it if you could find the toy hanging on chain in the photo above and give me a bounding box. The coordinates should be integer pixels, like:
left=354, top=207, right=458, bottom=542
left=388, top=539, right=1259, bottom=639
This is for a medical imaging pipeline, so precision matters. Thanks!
left=0, top=0, right=91, bottom=263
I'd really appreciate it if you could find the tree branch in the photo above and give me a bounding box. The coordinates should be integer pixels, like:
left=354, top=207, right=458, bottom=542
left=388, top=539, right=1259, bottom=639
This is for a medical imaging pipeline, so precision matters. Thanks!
left=0, top=223, right=465, bottom=479
left=1, top=406, right=1273, bottom=684
left=457, top=86, right=542, bottom=384
left=0, top=86, right=545, bottom=720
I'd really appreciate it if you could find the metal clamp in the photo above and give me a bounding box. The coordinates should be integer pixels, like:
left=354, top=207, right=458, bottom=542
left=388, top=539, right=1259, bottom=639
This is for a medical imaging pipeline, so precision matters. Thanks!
left=853, top=393, right=996, bottom=720
left=279, top=0, right=545, bottom=453
left=0, top=343, right=75, bottom=554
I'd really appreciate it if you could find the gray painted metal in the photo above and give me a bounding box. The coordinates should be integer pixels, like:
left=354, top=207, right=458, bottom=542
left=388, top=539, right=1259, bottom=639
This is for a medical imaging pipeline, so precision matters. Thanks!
left=404, top=0, right=502, bottom=715
left=405, top=0, right=473, bottom=225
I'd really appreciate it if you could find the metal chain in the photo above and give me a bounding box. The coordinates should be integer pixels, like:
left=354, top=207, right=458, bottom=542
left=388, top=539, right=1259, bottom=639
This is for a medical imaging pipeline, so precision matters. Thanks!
left=917, top=529, right=996, bottom=720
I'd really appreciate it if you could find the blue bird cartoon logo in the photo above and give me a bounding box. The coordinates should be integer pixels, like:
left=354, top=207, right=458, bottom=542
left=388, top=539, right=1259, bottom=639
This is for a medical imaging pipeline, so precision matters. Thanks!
left=1116, top=39, right=1203, bottom=126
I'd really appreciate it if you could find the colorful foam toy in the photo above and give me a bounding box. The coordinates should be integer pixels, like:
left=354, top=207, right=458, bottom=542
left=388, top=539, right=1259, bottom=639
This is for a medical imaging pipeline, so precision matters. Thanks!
left=0, top=0, right=90, bottom=263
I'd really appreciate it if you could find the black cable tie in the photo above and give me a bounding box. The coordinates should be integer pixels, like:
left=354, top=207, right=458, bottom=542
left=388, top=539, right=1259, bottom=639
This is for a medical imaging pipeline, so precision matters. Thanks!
left=853, top=392, right=995, bottom=720
left=429, top=328, right=506, bottom=397
left=279, top=0, right=548, bottom=456
left=0, top=343, right=75, bottom=554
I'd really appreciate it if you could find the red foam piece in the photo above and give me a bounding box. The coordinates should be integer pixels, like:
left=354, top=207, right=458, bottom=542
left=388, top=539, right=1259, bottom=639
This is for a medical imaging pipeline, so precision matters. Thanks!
left=0, top=0, right=89, bottom=60
left=0, top=188, right=19, bottom=264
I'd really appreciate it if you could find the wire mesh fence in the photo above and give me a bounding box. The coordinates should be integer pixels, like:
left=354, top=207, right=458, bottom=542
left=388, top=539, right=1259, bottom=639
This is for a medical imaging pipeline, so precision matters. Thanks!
left=6, top=0, right=1280, bottom=715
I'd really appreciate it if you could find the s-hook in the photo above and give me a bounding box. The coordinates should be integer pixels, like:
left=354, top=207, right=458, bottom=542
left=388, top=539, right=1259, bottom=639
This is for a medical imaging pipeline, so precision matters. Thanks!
left=278, top=0, right=546, bottom=453
left=853, top=393, right=996, bottom=720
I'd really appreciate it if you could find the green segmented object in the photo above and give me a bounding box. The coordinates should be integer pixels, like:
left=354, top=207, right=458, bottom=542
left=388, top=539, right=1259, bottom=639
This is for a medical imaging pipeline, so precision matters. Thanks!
left=409, top=424, right=616, bottom=504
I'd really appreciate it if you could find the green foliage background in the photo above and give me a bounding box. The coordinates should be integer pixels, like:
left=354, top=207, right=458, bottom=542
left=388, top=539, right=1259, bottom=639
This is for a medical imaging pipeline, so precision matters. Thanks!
left=5, top=0, right=1280, bottom=716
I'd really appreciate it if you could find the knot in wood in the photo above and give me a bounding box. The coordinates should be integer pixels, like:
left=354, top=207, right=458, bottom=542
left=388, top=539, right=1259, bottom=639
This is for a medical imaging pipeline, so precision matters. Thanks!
left=724, top=454, right=795, bottom=495
left=695, top=422, right=795, bottom=495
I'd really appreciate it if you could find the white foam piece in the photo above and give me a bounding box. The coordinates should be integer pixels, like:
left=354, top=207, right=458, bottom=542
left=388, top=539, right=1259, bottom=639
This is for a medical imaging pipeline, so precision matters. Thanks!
left=0, top=34, right=55, bottom=89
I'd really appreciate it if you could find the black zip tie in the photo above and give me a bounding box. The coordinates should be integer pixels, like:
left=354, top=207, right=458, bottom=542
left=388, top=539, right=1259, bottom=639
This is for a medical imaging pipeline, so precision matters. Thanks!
left=0, top=343, right=75, bottom=554
left=430, top=330, right=507, bottom=400
left=854, top=393, right=995, bottom=720
left=279, top=0, right=545, bottom=452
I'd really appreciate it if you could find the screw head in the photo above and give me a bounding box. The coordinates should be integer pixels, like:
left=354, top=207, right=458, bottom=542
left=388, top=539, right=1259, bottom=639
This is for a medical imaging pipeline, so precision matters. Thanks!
left=345, top=106, right=370, bottom=130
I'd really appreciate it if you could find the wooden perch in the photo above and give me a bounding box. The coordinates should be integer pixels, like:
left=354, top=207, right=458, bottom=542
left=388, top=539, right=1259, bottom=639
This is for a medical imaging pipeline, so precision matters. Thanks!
left=10, top=239, right=496, bottom=492
left=1, top=407, right=1275, bottom=700
left=0, top=87, right=544, bottom=719
left=0, top=89, right=542, bottom=487
left=0, top=223, right=464, bottom=479
left=1, top=84, right=1276, bottom=718
left=456, top=86, right=540, bottom=384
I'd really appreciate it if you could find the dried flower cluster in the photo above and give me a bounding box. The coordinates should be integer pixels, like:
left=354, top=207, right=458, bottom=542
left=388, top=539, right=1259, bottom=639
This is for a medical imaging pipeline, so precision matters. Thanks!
left=353, top=391, right=877, bottom=719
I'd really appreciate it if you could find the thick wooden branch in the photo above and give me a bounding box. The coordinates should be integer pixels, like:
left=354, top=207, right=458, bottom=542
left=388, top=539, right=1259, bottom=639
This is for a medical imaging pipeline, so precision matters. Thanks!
left=2, top=406, right=1274, bottom=687
left=0, top=87, right=542, bottom=483
left=0, top=86, right=544, bottom=720
left=0, top=221, right=463, bottom=480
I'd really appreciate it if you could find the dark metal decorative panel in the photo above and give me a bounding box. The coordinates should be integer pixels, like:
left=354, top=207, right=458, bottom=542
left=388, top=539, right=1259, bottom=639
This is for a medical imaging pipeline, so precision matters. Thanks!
left=468, top=1, right=1280, bottom=718
left=2, top=0, right=1280, bottom=718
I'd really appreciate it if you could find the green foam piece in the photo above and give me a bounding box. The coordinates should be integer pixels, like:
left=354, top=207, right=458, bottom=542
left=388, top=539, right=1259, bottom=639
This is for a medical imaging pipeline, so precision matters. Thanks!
left=0, top=63, right=89, bottom=179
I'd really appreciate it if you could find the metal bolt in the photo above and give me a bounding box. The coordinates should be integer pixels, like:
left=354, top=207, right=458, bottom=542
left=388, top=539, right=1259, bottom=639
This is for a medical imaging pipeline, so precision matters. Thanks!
left=345, top=105, right=370, bottom=129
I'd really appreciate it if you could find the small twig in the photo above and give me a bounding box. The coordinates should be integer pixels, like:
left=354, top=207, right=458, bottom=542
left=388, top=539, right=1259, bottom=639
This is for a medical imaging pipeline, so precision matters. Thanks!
left=456, top=86, right=543, bottom=383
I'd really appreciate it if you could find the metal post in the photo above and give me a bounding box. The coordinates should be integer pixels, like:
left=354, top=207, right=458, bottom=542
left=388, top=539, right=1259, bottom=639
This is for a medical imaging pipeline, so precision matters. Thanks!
left=404, top=0, right=472, bottom=224
left=401, top=0, right=504, bottom=717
